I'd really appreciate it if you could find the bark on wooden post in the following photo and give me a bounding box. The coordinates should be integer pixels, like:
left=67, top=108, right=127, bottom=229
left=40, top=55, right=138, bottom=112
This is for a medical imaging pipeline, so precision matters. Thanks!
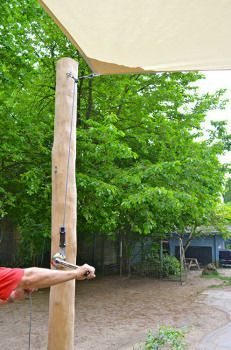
left=48, top=57, right=78, bottom=350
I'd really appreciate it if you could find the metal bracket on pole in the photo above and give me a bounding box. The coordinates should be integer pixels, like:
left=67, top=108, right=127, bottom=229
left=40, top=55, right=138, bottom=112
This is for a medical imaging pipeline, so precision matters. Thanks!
left=66, top=72, right=100, bottom=83
left=59, top=226, right=66, bottom=259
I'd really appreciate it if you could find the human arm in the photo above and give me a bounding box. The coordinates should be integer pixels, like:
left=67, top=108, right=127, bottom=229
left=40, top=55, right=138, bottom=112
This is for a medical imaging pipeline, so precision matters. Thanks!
left=17, top=264, right=95, bottom=290
left=0, top=264, right=95, bottom=304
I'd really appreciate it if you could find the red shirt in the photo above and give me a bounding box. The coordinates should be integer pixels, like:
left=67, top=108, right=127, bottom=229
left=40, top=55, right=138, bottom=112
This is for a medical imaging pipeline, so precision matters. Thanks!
left=0, top=267, right=24, bottom=300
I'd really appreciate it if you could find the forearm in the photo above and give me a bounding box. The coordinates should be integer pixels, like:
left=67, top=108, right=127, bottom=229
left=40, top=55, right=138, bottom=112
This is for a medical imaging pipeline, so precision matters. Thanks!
left=19, top=267, right=78, bottom=289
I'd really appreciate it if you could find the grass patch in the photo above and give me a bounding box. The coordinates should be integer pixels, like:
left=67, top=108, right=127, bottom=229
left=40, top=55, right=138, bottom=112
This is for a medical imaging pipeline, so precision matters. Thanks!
left=201, top=271, right=231, bottom=288
left=218, top=276, right=231, bottom=286
left=201, top=271, right=219, bottom=278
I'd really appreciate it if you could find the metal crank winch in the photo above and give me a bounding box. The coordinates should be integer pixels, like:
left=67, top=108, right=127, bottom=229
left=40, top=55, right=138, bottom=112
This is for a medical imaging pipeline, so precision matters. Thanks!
left=51, top=226, right=80, bottom=269
left=51, top=226, right=89, bottom=277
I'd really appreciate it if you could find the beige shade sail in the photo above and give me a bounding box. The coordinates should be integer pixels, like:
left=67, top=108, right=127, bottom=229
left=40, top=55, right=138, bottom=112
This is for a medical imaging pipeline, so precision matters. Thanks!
left=38, top=0, right=231, bottom=75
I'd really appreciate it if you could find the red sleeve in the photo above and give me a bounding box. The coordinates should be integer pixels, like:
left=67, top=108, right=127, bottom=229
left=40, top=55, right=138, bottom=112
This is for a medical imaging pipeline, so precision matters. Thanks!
left=0, top=267, right=24, bottom=300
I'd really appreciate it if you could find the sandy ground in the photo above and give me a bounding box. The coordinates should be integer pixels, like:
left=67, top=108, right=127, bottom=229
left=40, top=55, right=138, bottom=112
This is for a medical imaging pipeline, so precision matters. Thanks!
left=0, top=270, right=230, bottom=350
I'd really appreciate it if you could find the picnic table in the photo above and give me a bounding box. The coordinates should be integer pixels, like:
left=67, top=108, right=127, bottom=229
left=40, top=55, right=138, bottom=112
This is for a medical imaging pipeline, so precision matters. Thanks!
left=185, top=258, right=200, bottom=270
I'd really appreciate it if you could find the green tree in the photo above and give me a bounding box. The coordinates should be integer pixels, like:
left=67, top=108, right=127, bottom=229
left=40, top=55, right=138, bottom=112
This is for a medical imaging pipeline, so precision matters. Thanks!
left=0, top=0, right=230, bottom=266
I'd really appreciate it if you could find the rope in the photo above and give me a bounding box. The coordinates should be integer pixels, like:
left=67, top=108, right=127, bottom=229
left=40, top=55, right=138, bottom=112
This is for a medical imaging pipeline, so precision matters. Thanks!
left=62, top=77, right=77, bottom=228
left=62, top=71, right=98, bottom=228
left=28, top=293, right=32, bottom=350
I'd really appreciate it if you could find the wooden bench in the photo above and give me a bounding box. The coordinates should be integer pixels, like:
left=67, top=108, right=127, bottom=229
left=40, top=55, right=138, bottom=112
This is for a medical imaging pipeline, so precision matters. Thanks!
left=185, top=258, right=200, bottom=270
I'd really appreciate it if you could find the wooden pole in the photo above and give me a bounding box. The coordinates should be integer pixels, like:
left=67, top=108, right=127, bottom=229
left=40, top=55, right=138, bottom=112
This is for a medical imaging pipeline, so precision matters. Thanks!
left=48, top=57, right=78, bottom=350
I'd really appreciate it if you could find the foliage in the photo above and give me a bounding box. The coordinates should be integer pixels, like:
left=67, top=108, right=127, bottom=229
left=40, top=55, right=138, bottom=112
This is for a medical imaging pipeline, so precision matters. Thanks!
left=0, top=0, right=230, bottom=264
left=134, top=241, right=181, bottom=278
left=162, top=255, right=181, bottom=278
left=224, top=178, right=231, bottom=204
left=135, top=327, right=186, bottom=350
left=209, top=203, right=231, bottom=237
left=143, top=242, right=161, bottom=264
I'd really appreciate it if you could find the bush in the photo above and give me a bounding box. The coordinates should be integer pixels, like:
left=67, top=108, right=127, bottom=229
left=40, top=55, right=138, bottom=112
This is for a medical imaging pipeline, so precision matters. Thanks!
left=162, top=255, right=181, bottom=277
left=133, top=252, right=181, bottom=278
left=135, top=326, right=186, bottom=350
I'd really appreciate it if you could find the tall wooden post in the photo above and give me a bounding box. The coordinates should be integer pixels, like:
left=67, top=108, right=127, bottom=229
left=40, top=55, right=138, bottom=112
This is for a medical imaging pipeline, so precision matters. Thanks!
left=48, top=57, right=78, bottom=350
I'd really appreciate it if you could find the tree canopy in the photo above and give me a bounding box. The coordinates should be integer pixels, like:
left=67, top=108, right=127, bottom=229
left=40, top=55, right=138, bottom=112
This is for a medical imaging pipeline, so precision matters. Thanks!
left=0, top=0, right=230, bottom=264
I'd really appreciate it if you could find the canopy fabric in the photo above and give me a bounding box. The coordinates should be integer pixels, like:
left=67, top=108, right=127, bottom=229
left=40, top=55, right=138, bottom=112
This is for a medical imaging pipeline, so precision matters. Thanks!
left=38, top=0, right=231, bottom=75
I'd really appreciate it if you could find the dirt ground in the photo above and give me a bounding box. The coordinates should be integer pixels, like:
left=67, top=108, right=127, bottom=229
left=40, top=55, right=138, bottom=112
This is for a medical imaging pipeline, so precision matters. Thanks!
left=0, top=270, right=230, bottom=350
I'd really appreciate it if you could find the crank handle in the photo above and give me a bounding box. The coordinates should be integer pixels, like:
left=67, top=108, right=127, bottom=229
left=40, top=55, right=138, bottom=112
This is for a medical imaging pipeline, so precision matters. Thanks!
left=52, top=254, right=90, bottom=277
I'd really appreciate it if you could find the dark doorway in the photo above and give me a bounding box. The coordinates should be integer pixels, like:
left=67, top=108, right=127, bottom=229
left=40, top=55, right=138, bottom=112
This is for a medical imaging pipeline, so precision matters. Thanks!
left=175, top=246, right=212, bottom=266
